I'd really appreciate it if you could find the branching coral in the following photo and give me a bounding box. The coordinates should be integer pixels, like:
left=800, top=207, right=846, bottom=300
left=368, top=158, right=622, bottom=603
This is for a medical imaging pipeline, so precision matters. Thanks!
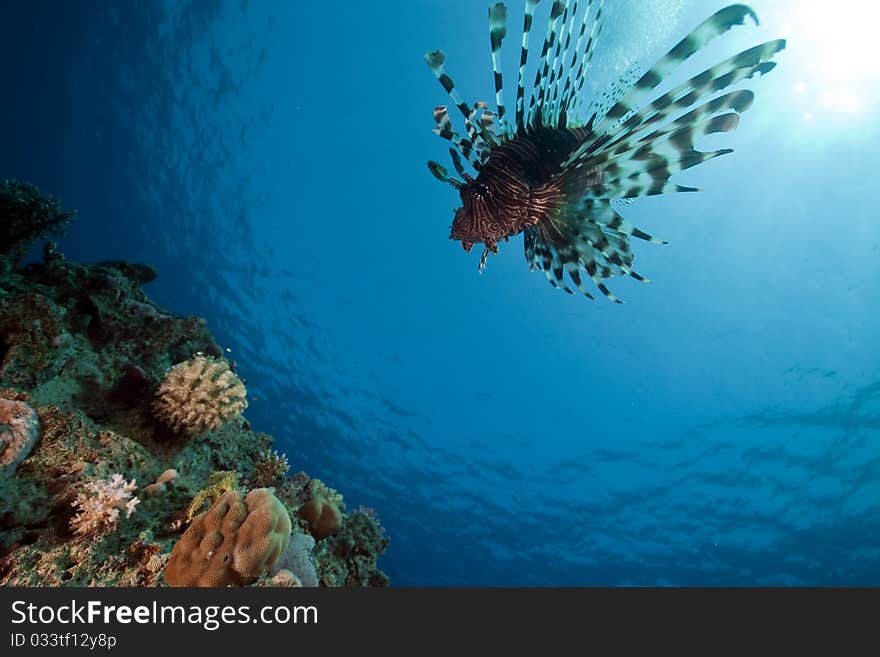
left=250, top=448, right=289, bottom=488
left=69, top=473, right=140, bottom=537
left=0, top=180, right=75, bottom=269
left=0, top=397, right=40, bottom=477
left=152, top=355, right=247, bottom=436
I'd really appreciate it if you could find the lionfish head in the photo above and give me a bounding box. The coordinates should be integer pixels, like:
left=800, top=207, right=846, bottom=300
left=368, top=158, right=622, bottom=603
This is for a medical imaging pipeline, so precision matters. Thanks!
left=450, top=181, right=497, bottom=252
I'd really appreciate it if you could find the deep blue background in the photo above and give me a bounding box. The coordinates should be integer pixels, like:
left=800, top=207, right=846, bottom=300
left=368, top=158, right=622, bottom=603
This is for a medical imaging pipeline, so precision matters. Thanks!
left=2, top=0, right=879, bottom=585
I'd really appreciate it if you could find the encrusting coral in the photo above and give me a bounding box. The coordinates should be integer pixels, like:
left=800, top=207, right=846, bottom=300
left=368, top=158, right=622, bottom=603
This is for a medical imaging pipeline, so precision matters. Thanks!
left=0, top=397, right=40, bottom=477
left=0, top=181, right=389, bottom=587
left=152, top=355, right=248, bottom=436
left=164, top=488, right=290, bottom=587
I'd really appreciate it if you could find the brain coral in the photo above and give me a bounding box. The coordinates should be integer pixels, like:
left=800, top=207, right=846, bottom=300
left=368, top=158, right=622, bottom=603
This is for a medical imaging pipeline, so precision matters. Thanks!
left=164, top=488, right=291, bottom=587
left=0, top=397, right=39, bottom=477
left=152, top=355, right=247, bottom=436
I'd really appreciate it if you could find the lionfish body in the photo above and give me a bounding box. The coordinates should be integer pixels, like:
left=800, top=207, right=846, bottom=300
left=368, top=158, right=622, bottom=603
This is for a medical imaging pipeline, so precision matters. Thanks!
left=426, top=1, right=785, bottom=301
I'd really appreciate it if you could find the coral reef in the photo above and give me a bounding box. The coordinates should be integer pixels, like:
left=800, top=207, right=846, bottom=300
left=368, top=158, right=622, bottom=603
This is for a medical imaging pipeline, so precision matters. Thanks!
left=0, top=397, right=39, bottom=476
left=153, top=355, right=247, bottom=436
left=0, top=182, right=389, bottom=587
left=164, top=488, right=290, bottom=587
left=0, top=180, right=74, bottom=272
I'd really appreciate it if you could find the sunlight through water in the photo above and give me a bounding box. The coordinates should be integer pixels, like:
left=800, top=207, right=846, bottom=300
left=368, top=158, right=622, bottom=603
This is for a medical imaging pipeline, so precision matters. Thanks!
left=771, top=0, right=880, bottom=121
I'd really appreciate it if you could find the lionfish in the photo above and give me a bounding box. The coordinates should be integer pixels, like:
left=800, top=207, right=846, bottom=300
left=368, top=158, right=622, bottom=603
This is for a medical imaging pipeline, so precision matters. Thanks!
left=425, top=2, right=784, bottom=302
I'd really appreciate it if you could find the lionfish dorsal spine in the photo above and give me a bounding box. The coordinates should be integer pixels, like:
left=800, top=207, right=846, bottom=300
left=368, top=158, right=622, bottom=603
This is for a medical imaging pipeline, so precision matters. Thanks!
left=488, top=3, right=511, bottom=137
left=526, top=0, right=566, bottom=131
left=541, top=0, right=572, bottom=126
left=515, top=0, right=540, bottom=135
left=562, top=0, right=605, bottom=120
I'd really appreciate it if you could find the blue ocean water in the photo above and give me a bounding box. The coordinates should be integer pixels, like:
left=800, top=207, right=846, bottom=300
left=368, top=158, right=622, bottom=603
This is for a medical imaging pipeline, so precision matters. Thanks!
left=2, top=0, right=878, bottom=585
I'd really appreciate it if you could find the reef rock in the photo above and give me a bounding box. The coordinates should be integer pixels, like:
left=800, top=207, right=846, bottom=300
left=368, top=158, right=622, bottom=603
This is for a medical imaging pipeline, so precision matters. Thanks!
left=0, top=181, right=389, bottom=587
left=0, top=397, right=39, bottom=477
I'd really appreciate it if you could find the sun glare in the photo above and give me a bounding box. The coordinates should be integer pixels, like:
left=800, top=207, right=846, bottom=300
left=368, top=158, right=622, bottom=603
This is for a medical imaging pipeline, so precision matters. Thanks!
left=771, top=0, right=880, bottom=120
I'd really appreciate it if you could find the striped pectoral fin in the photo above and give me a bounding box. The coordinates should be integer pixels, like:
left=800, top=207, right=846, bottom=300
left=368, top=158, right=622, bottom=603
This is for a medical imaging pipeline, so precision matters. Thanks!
left=592, top=4, right=761, bottom=136
left=571, top=204, right=655, bottom=283
left=566, top=38, right=784, bottom=168
left=524, top=217, right=633, bottom=302
left=594, top=40, right=785, bottom=156
left=601, top=204, right=667, bottom=245
left=571, top=96, right=750, bottom=201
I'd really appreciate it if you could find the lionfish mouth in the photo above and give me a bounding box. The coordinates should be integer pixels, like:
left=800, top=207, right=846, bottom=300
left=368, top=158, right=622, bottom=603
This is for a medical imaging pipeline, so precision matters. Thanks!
left=450, top=234, right=477, bottom=252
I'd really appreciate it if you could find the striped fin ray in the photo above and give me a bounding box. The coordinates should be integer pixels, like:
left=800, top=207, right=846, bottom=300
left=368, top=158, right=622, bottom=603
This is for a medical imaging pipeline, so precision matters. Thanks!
left=585, top=88, right=754, bottom=170
left=488, top=3, right=512, bottom=136
left=565, top=38, right=786, bottom=167
left=525, top=207, right=647, bottom=302
left=432, top=105, right=481, bottom=168
left=591, top=4, right=760, bottom=137
left=562, top=0, right=605, bottom=119
left=527, top=0, right=566, bottom=130
left=448, top=148, right=472, bottom=182
left=578, top=109, right=748, bottom=200
left=599, top=39, right=784, bottom=153
left=542, top=0, right=575, bottom=127
left=464, top=102, right=500, bottom=160
left=557, top=0, right=596, bottom=117
left=595, top=201, right=666, bottom=245
left=515, top=0, right=541, bottom=134
left=568, top=202, right=654, bottom=281
left=425, top=50, right=473, bottom=122
left=555, top=85, right=758, bottom=203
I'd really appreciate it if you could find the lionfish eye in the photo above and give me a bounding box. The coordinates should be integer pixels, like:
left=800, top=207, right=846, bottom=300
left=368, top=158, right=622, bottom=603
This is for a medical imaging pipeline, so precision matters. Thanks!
left=475, top=183, right=490, bottom=198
